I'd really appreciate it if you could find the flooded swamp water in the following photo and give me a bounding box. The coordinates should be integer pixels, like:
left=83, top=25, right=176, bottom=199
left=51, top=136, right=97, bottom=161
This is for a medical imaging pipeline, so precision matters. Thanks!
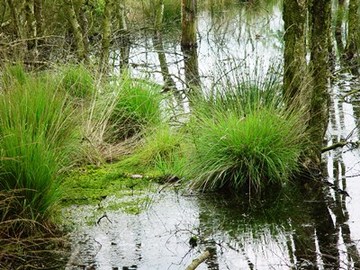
left=64, top=1, right=360, bottom=269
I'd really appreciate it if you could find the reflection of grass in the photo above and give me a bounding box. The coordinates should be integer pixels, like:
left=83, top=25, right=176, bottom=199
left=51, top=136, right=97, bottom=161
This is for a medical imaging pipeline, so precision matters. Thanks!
left=197, top=184, right=306, bottom=237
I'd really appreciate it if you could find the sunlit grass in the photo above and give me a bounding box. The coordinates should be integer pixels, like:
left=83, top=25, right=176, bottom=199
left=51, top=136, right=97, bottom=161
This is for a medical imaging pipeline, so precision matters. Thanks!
left=0, top=71, right=81, bottom=223
left=0, top=63, right=28, bottom=89
left=118, top=124, right=188, bottom=178
left=108, top=78, right=163, bottom=141
left=57, top=64, right=95, bottom=99
left=187, top=68, right=308, bottom=193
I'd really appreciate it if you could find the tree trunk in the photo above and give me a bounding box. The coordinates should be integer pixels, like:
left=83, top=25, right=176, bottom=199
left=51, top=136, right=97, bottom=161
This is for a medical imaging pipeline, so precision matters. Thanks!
left=65, top=0, right=86, bottom=61
left=283, top=0, right=307, bottom=106
left=33, top=0, right=43, bottom=38
left=345, top=0, right=360, bottom=74
left=183, top=44, right=201, bottom=94
left=100, top=0, right=112, bottom=72
left=153, top=0, right=177, bottom=91
left=181, top=0, right=197, bottom=49
left=335, top=0, right=345, bottom=53
left=308, top=0, right=331, bottom=163
left=6, top=0, right=23, bottom=39
left=116, top=0, right=130, bottom=72
left=33, top=0, right=43, bottom=58
left=181, top=0, right=200, bottom=101
left=24, top=0, right=35, bottom=51
left=78, top=0, right=89, bottom=61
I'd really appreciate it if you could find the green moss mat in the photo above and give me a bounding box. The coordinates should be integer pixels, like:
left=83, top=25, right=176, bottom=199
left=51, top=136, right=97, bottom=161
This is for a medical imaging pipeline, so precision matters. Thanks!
left=60, top=163, right=156, bottom=207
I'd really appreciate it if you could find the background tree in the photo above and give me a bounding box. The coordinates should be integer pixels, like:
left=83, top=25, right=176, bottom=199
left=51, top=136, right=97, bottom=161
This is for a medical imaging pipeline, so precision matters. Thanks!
left=346, top=0, right=360, bottom=73
left=153, top=0, right=177, bottom=91
left=283, top=0, right=307, bottom=105
left=100, top=0, right=113, bottom=72
left=64, top=0, right=87, bottom=62
left=181, top=0, right=200, bottom=100
left=308, top=0, right=331, bottom=163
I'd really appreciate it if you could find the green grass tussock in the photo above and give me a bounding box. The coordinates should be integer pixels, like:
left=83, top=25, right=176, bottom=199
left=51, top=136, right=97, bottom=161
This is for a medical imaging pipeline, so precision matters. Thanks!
left=0, top=72, right=81, bottom=223
left=57, top=64, right=96, bottom=99
left=0, top=63, right=28, bottom=89
left=188, top=108, right=307, bottom=192
left=108, top=78, right=163, bottom=141
left=187, top=69, right=308, bottom=193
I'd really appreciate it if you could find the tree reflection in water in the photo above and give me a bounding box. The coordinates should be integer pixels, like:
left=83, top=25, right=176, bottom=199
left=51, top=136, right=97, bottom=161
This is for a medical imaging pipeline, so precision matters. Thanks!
left=195, top=166, right=359, bottom=269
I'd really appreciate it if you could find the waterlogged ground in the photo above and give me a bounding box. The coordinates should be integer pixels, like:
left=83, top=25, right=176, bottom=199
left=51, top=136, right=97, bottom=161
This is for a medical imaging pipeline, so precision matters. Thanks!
left=64, top=171, right=360, bottom=270
left=64, top=1, right=360, bottom=269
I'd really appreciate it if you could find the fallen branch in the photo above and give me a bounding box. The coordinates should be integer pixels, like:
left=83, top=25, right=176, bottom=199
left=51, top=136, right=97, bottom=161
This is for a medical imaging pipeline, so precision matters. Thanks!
left=321, top=141, right=348, bottom=153
left=185, top=250, right=211, bottom=270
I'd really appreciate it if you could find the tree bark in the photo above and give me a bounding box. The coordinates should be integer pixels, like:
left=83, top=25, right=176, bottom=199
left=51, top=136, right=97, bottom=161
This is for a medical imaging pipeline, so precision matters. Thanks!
left=181, top=0, right=200, bottom=101
left=283, top=0, right=307, bottom=106
left=24, top=0, right=35, bottom=51
left=185, top=250, right=211, bottom=270
left=65, top=0, right=86, bottom=61
left=6, top=0, right=23, bottom=39
left=78, top=0, right=89, bottom=61
left=181, top=0, right=197, bottom=49
left=100, top=0, right=112, bottom=72
left=335, top=0, right=345, bottom=53
left=33, top=0, right=43, bottom=38
left=345, top=0, right=360, bottom=73
left=116, top=0, right=130, bottom=72
left=308, top=0, right=331, bottom=163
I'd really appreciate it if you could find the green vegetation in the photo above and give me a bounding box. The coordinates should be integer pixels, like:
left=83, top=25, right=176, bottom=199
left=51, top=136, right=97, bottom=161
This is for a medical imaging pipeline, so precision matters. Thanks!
left=186, top=70, right=308, bottom=192
left=0, top=63, right=28, bottom=88
left=60, top=164, right=153, bottom=205
left=108, top=78, right=163, bottom=141
left=187, top=108, right=307, bottom=192
left=119, top=124, right=188, bottom=178
left=57, top=64, right=95, bottom=99
left=0, top=61, right=309, bottom=267
left=0, top=71, right=81, bottom=223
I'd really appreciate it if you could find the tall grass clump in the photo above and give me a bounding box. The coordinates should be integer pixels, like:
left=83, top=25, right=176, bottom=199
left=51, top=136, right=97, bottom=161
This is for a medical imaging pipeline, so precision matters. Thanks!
left=187, top=68, right=308, bottom=193
left=0, top=63, right=28, bottom=89
left=0, top=71, right=80, bottom=224
left=57, top=64, right=95, bottom=99
left=108, top=78, right=163, bottom=141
